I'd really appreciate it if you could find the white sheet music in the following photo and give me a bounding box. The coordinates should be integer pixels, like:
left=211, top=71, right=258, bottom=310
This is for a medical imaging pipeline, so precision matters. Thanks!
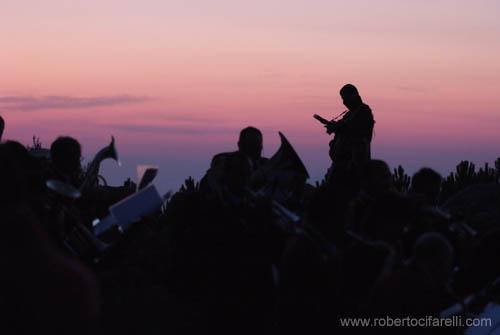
left=93, top=184, right=163, bottom=235
left=110, top=184, right=163, bottom=230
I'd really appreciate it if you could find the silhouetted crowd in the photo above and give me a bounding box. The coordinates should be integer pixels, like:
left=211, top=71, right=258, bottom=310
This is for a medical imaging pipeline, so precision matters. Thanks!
left=1, top=84, right=500, bottom=335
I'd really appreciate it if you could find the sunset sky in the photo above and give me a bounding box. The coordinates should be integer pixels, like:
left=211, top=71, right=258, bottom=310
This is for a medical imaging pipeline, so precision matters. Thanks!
left=1, top=0, right=499, bottom=192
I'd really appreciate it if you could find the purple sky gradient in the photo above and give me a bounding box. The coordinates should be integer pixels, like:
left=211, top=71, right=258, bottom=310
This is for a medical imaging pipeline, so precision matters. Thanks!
left=1, top=1, right=499, bottom=192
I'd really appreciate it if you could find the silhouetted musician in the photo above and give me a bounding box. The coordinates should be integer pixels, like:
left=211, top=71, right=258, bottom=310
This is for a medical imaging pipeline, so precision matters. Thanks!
left=321, top=84, right=375, bottom=185
left=201, top=126, right=268, bottom=200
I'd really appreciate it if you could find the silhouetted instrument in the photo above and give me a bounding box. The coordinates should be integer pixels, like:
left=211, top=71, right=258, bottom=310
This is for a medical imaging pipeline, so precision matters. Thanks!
left=64, top=221, right=109, bottom=259
left=46, top=179, right=108, bottom=259
left=246, top=133, right=340, bottom=265
left=80, top=136, right=120, bottom=193
left=251, top=132, right=309, bottom=205
left=46, top=179, right=81, bottom=199
left=247, top=132, right=310, bottom=234
left=313, top=114, right=331, bottom=125
left=313, top=113, right=341, bottom=135
left=246, top=187, right=301, bottom=234
left=314, top=110, right=349, bottom=124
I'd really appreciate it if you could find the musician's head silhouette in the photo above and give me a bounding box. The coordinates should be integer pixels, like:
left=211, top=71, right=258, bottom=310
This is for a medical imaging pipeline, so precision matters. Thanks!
left=340, top=84, right=362, bottom=110
left=0, top=116, right=4, bottom=141
left=238, top=126, right=263, bottom=159
left=411, top=168, right=442, bottom=206
left=0, top=141, right=37, bottom=203
left=364, top=159, right=393, bottom=195
left=50, top=136, right=82, bottom=176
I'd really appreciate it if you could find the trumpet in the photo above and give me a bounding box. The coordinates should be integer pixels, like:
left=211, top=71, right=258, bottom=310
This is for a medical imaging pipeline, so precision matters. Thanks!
left=80, top=136, right=120, bottom=193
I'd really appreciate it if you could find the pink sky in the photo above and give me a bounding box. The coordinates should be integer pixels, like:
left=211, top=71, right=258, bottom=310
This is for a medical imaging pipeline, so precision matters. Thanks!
left=1, top=1, right=499, bottom=191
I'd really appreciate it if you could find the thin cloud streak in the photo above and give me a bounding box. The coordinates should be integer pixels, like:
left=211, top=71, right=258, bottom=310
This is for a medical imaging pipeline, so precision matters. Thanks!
left=0, top=95, right=149, bottom=111
left=101, top=123, right=238, bottom=135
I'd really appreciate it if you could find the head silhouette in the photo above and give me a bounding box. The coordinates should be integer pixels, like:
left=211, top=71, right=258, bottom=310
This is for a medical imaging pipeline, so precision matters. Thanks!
left=0, top=116, right=4, bottom=141
left=364, top=159, right=393, bottom=195
left=411, top=168, right=442, bottom=205
left=238, top=127, right=263, bottom=159
left=50, top=136, right=82, bottom=177
left=0, top=141, right=39, bottom=204
left=340, top=84, right=363, bottom=110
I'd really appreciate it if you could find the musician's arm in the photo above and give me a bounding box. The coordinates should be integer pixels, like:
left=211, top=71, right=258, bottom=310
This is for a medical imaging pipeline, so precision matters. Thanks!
left=327, top=109, right=370, bottom=135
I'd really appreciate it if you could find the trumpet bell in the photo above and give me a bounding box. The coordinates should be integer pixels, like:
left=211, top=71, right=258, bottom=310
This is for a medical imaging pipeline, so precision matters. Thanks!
left=108, top=136, right=120, bottom=165
left=80, top=135, right=121, bottom=193
left=98, top=135, right=120, bottom=165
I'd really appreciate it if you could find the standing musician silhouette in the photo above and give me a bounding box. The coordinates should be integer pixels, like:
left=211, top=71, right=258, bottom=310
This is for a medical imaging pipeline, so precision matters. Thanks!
left=320, top=84, right=375, bottom=188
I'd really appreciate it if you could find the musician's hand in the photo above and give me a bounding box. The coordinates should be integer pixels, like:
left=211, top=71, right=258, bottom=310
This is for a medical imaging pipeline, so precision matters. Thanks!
left=325, top=121, right=336, bottom=135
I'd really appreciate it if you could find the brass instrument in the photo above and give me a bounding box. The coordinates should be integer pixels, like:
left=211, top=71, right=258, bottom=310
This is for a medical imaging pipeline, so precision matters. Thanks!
left=247, top=132, right=310, bottom=233
left=313, top=114, right=330, bottom=125
left=246, top=187, right=302, bottom=234
left=251, top=132, right=309, bottom=205
left=63, top=222, right=109, bottom=259
left=46, top=179, right=81, bottom=199
left=245, top=133, right=337, bottom=265
left=80, top=136, right=120, bottom=193
left=46, top=179, right=109, bottom=259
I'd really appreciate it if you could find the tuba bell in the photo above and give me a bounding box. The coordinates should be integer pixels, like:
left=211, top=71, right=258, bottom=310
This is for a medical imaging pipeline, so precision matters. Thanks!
left=247, top=132, right=310, bottom=233
left=251, top=132, right=309, bottom=206
left=80, top=136, right=120, bottom=193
